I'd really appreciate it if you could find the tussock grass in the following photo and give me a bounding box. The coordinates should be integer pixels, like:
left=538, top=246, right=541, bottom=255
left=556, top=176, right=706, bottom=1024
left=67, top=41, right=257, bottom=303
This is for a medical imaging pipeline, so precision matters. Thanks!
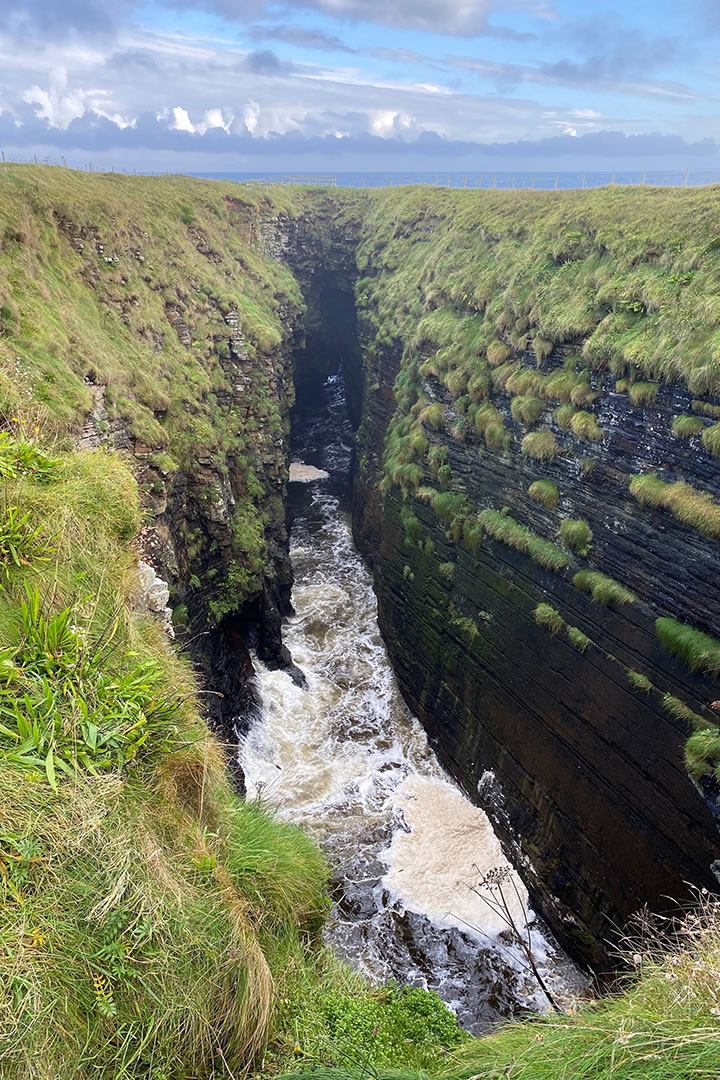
left=655, top=616, right=720, bottom=678
left=566, top=625, right=592, bottom=652
left=559, top=518, right=593, bottom=555
left=628, top=381, right=660, bottom=406
left=570, top=410, right=603, bottom=442
left=510, top=394, right=544, bottom=426
left=522, top=430, right=559, bottom=461
left=626, top=668, right=653, bottom=693
left=630, top=473, right=720, bottom=539
left=700, top=421, right=720, bottom=457
left=672, top=414, right=704, bottom=438
left=478, top=508, right=571, bottom=572
left=573, top=569, right=637, bottom=607
left=534, top=603, right=564, bottom=634
left=528, top=479, right=559, bottom=511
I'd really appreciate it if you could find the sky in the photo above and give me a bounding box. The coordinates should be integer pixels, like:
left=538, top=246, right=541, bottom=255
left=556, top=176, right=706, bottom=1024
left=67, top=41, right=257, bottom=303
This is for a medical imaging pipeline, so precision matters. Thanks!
left=1, top=0, right=719, bottom=173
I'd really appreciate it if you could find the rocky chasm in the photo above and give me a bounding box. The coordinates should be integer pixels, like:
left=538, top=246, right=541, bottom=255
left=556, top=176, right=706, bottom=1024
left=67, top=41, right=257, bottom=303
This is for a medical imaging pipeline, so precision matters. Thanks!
left=58, top=179, right=720, bottom=974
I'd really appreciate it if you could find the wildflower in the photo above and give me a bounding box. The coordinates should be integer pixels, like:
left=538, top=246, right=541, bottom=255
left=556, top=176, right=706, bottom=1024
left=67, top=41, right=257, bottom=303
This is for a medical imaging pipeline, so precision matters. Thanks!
left=293, top=1044, right=302, bottom=1056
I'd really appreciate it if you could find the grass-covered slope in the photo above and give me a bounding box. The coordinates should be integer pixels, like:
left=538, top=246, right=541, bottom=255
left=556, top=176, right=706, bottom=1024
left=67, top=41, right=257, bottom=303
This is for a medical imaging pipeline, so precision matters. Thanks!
left=0, top=427, right=466, bottom=1079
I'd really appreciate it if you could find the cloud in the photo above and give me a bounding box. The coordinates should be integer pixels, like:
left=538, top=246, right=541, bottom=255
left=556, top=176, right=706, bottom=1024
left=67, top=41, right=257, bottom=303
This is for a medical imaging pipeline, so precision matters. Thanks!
left=4, top=0, right=135, bottom=39
left=252, top=24, right=357, bottom=53
left=448, top=55, right=702, bottom=102
left=242, top=49, right=293, bottom=75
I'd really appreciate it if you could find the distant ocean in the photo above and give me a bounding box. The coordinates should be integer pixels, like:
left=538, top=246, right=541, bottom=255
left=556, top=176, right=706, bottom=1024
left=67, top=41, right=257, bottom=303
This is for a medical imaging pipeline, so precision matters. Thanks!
left=191, top=169, right=720, bottom=190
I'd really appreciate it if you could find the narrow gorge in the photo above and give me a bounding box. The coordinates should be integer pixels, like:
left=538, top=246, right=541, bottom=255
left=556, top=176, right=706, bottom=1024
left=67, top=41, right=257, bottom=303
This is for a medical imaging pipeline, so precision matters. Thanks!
left=1, top=166, right=719, bottom=1078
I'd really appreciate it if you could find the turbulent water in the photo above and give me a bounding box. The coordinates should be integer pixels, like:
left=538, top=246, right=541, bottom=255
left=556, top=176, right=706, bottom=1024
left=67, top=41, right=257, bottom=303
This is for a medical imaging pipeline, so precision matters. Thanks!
left=239, top=375, right=585, bottom=1031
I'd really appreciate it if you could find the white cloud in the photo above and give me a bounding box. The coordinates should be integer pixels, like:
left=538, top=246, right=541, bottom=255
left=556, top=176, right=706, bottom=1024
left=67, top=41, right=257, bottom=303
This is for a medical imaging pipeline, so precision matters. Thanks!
left=369, top=109, right=415, bottom=137
left=23, top=68, right=87, bottom=130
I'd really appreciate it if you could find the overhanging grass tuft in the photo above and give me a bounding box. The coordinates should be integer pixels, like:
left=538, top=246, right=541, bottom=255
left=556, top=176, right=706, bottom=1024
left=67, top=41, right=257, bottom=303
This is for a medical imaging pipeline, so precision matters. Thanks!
left=655, top=617, right=720, bottom=678
left=630, top=473, right=720, bottom=539
left=573, top=569, right=637, bottom=607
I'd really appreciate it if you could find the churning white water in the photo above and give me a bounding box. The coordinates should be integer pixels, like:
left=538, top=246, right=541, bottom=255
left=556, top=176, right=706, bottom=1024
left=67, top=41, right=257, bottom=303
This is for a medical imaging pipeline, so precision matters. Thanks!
left=238, top=376, right=584, bottom=1029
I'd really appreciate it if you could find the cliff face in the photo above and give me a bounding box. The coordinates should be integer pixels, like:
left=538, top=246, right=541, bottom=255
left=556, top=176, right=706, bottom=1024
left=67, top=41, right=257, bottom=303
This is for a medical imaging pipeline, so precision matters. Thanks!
left=350, top=187, right=720, bottom=968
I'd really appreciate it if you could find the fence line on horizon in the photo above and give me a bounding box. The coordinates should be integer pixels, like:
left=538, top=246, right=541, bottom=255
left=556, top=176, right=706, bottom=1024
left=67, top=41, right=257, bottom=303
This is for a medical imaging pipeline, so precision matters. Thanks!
left=1, top=153, right=719, bottom=190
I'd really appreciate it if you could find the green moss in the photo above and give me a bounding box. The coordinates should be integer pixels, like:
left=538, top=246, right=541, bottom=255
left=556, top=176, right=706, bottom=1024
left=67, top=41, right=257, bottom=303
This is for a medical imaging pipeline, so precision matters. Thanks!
left=528, top=479, right=559, bottom=511
left=672, top=414, right=704, bottom=438
left=559, top=518, right=593, bottom=556
left=656, top=617, right=720, bottom=678
left=521, top=430, right=559, bottom=461
left=573, top=569, right=637, bottom=607
left=630, top=473, right=720, bottom=539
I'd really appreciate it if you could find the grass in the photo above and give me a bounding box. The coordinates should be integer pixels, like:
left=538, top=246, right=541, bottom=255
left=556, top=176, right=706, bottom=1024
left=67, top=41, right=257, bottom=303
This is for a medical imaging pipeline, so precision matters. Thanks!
left=672, top=414, right=704, bottom=438
left=478, top=508, right=572, bottom=572
left=510, top=394, right=544, bottom=426
left=626, top=668, right=653, bottom=693
left=285, top=893, right=720, bottom=1080
left=522, top=430, right=559, bottom=461
left=534, top=603, right=564, bottom=634
left=655, top=616, right=720, bottom=678
left=628, top=381, right=660, bottom=406
left=528, top=479, right=559, bottom=511
left=566, top=625, right=592, bottom=652
left=630, top=473, right=720, bottom=539
left=701, top=421, right=720, bottom=457
left=573, top=569, right=638, bottom=607
left=569, top=410, right=603, bottom=442
left=559, top=518, right=593, bottom=556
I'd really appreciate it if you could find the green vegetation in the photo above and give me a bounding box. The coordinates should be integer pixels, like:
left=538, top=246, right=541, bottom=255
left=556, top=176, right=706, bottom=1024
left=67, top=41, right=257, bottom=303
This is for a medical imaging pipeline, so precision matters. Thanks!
left=534, top=603, right=564, bottom=634
left=479, top=508, right=571, bottom=572
left=661, top=692, right=709, bottom=731
left=559, top=518, right=593, bottom=556
left=569, top=410, right=603, bottom=442
left=628, top=381, right=660, bottom=406
left=289, top=896, right=720, bottom=1080
left=701, top=421, right=720, bottom=457
left=528, top=479, right=559, bottom=511
left=522, top=430, right=559, bottom=461
left=672, top=414, right=704, bottom=438
left=566, top=625, right=591, bottom=653
left=573, top=569, right=638, bottom=607
left=655, top=617, right=720, bottom=678
left=626, top=669, right=653, bottom=693
left=630, top=473, right=720, bottom=538
left=510, top=394, right=543, bottom=426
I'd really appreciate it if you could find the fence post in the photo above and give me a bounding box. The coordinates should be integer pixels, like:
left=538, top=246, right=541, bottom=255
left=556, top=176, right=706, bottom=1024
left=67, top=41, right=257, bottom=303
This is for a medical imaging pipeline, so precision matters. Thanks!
left=554, top=175, right=558, bottom=190
left=463, top=174, right=467, bottom=188
left=530, top=176, right=534, bottom=190
left=511, top=176, right=514, bottom=189
left=582, top=175, right=585, bottom=190
left=683, top=167, right=689, bottom=187
left=641, top=171, right=646, bottom=185
left=493, top=175, right=496, bottom=188
left=610, top=174, right=615, bottom=186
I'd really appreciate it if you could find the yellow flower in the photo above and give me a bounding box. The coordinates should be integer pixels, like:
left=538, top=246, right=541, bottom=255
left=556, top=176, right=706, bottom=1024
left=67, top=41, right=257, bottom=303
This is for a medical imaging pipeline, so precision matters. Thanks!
left=10, top=417, right=18, bottom=423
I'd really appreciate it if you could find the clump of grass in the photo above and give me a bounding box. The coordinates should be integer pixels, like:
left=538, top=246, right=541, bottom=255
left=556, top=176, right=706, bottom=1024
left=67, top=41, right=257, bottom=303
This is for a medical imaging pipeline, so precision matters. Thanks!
left=628, top=381, right=659, bottom=406
left=534, top=603, right=564, bottom=634
left=692, top=399, right=720, bottom=418
left=570, top=410, right=603, bottom=442
left=630, top=473, right=720, bottom=539
left=439, top=561, right=455, bottom=581
left=661, top=692, right=710, bottom=731
left=573, top=569, right=637, bottom=607
left=432, top=490, right=467, bottom=525
left=685, top=727, right=720, bottom=781
left=522, top=430, right=559, bottom=461
left=566, top=625, right=591, bottom=653
left=672, top=414, right=704, bottom=438
left=626, top=668, right=653, bottom=693
left=579, top=456, right=596, bottom=476
left=487, top=340, right=511, bottom=365
left=701, top=421, right=720, bottom=457
left=555, top=404, right=576, bottom=430
left=419, top=402, right=445, bottom=430
left=473, top=402, right=505, bottom=448
left=559, top=518, right=593, bottom=556
left=478, top=508, right=571, bottom=572
left=511, top=394, right=543, bottom=426
left=656, top=616, right=720, bottom=678
left=528, top=479, right=558, bottom=511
